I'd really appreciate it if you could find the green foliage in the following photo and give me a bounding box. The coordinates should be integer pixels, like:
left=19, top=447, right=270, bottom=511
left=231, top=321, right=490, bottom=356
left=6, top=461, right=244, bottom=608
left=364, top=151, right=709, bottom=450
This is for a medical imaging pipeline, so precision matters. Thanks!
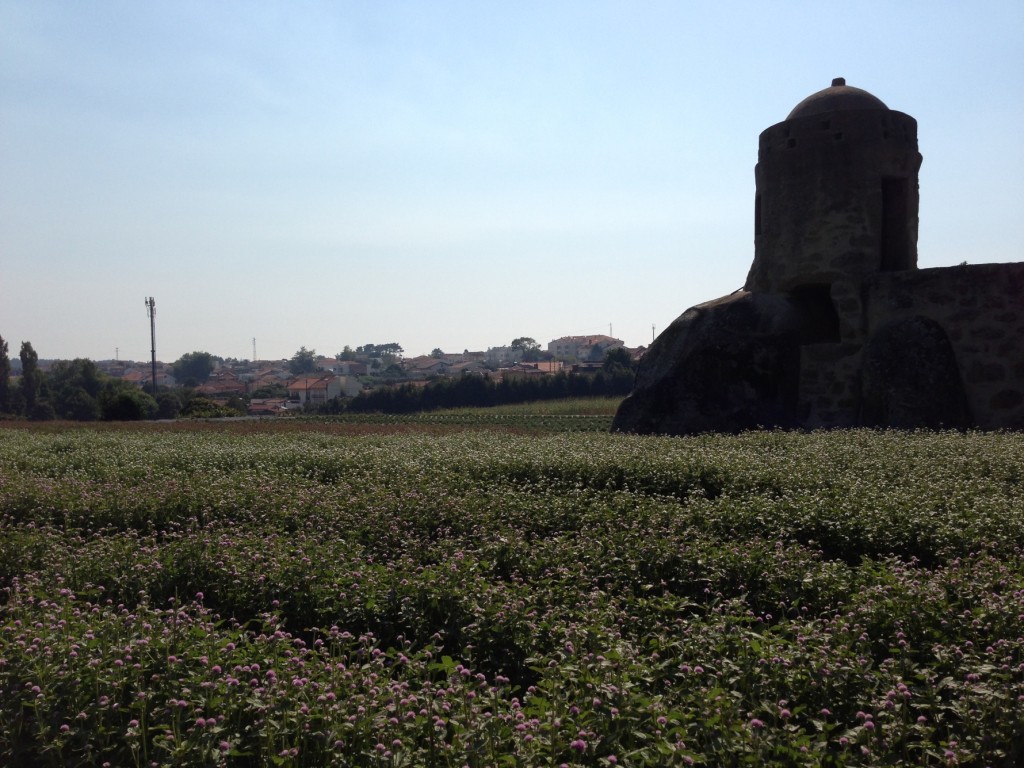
left=602, top=345, right=633, bottom=372
left=179, top=395, right=239, bottom=419
left=18, top=341, right=40, bottom=413
left=47, top=359, right=104, bottom=420
left=250, top=383, right=288, bottom=399
left=0, top=334, right=10, bottom=413
left=155, top=390, right=182, bottom=420
left=58, top=388, right=101, bottom=421
left=27, top=400, right=55, bottom=421
left=224, top=395, right=247, bottom=415
left=171, top=351, right=216, bottom=386
left=511, top=336, right=542, bottom=361
left=0, top=427, right=1022, bottom=766
left=99, top=382, right=157, bottom=420
left=357, top=342, right=403, bottom=356
left=5, top=382, right=26, bottom=417
left=346, top=369, right=634, bottom=413
left=288, top=346, right=318, bottom=375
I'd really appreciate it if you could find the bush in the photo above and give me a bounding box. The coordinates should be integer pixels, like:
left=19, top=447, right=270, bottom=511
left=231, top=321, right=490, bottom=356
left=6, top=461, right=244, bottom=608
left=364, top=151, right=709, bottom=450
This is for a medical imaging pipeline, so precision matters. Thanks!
left=100, top=387, right=157, bottom=420
left=28, top=401, right=55, bottom=421
left=155, top=391, right=182, bottom=420
left=179, top=395, right=237, bottom=419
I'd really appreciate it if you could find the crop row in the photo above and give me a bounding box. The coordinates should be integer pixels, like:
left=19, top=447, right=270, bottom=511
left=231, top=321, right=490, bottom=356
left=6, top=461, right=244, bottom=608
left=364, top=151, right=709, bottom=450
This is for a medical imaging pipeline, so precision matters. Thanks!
left=0, top=426, right=1022, bottom=766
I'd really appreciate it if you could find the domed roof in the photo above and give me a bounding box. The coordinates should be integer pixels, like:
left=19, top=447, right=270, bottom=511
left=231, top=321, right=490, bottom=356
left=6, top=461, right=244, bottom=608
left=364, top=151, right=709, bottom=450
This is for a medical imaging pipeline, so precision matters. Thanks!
left=786, top=78, right=888, bottom=120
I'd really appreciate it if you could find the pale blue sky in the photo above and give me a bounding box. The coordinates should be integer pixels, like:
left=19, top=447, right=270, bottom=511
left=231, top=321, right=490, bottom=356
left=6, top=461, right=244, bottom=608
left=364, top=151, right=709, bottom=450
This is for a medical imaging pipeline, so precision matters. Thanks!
left=2, top=1, right=1022, bottom=362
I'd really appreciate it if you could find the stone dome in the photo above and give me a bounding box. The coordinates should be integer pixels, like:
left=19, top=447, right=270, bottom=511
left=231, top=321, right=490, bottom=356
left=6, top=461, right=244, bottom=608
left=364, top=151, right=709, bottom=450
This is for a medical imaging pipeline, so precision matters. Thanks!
left=786, top=77, right=888, bottom=120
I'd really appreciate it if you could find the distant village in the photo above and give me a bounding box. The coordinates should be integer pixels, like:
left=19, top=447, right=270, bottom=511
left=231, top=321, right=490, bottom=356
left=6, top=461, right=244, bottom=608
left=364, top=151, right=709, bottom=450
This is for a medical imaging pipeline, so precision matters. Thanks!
left=4, top=335, right=643, bottom=418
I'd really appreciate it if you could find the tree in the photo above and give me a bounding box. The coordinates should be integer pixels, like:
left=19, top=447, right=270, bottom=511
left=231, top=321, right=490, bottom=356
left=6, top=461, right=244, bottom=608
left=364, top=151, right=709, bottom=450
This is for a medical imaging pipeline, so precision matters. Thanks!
left=29, top=401, right=56, bottom=421
left=59, top=388, right=101, bottom=421
left=602, top=346, right=633, bottom=373
left=100, top=381, right=157, bottom=420
left=431, top=348, right=444, bottom=358
left=511, top=337, right=542, bottom=362
left=357, top=343, right=403, bottom=364
left=224, top=395, right=248, bottom=416
left=156, top=390, right=182, bottom=420
left=289, top=346, right=318, bottom=375
left=19, top=342, right=40, bottom=414
left=336, top=346, right=356, bottom=361
left=47, top=359, right=104, bottom=420
left=251, top=383, right=288, bottom=399
left=0, top=334, right=10, bottom=413
left=172, top=351, right=216, bottom=386
left=180, top=395, right=234, bottom=418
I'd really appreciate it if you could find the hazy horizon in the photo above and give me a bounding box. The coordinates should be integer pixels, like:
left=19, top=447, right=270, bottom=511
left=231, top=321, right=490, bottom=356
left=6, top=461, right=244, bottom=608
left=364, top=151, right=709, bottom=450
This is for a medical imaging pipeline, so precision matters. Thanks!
left=3, top=1, right=1022, bottom=362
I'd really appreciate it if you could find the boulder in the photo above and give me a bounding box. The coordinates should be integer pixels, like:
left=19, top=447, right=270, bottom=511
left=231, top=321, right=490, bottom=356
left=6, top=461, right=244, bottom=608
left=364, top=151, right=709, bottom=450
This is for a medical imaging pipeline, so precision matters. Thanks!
left=613, top=291, right=803, bottom=435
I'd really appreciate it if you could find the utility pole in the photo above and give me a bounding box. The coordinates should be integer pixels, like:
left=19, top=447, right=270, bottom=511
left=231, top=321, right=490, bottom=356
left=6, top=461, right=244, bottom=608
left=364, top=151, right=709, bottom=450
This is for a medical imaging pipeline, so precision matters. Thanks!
left=145, top=297, right=157, bottom=394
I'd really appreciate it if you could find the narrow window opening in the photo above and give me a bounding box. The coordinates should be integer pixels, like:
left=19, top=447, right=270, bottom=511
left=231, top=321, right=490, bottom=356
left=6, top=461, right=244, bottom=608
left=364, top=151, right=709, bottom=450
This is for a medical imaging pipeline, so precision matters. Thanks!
left=881, top=177, right=911, bottom=271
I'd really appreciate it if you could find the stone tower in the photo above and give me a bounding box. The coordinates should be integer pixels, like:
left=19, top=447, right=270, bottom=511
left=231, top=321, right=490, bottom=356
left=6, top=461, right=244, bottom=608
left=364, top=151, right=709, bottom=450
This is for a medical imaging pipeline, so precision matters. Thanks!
left=746, top=78, right=922, bottom=347
left=613, top=77, right=1024, bottom=435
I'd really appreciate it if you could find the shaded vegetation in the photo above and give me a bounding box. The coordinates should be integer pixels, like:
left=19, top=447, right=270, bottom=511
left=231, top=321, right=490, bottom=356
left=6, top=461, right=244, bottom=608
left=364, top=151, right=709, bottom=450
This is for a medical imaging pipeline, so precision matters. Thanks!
left=0, top=423, right=1022, bottom=766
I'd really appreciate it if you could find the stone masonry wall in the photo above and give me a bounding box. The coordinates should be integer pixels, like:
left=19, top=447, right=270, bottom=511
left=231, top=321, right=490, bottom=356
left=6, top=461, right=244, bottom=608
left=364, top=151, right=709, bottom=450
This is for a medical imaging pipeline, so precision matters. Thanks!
left=864, top=263, right=1024, bottom=429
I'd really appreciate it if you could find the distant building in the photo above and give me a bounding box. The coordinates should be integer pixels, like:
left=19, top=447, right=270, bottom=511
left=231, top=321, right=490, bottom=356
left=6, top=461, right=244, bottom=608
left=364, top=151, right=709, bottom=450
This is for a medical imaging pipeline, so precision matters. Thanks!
left=547, top=335, right=624, bottom=361
left=486, top=346, right=517, bottom=364
left=287, top=374, right=359, bottom=406
left=404, top=356, right=452, bottom=379
left=247, top=398, right=289, bottom=416
left=122, top=367, right=177, bottom=389
left=534, top=360, right=564, bottom=374
left=334, top=360, right=368, bottom=376
left=195, top=369, right=245, bottom=398
left=449, top=360, right=489, bottom=376
left=287, top=375, right=341, bottom=406
left=500, top=363, right=548, bottom=382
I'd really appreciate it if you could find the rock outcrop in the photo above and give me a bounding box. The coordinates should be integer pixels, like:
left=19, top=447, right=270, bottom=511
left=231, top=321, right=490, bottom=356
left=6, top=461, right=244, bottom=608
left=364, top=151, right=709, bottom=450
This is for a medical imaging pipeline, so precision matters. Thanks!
left=612, top=292, right=802, bottom=434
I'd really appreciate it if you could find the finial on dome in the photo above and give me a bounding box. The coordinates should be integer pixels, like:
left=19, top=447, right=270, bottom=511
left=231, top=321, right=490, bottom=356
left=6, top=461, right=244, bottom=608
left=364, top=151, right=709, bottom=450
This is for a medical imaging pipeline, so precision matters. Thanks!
left=832, top=77, right=846, bottom=87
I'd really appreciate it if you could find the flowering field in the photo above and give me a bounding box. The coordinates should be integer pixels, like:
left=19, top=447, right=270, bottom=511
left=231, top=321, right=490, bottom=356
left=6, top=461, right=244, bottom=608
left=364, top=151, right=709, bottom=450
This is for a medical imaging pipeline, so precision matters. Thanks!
left=0, top=420, right=1022, bottom=766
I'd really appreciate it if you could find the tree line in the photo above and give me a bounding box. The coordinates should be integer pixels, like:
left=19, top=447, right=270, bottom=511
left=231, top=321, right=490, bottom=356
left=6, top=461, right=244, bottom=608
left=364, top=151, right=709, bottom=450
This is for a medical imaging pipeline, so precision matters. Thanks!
left=1, top=334, right=636, bottom=421
left=339, top=366, right=634, bottom=415
left=0, top=335, right=176, bottom=421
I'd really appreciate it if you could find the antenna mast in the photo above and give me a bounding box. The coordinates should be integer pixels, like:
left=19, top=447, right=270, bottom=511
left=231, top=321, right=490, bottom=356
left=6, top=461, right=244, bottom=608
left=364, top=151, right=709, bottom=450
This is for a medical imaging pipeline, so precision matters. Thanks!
left=145, top=297, right=157, bottom=394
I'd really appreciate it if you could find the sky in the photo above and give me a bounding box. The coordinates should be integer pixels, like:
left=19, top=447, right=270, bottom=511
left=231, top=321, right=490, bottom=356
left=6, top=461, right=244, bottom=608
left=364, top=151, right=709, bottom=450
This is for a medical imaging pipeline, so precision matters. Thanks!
left=2, top=1, right=1022, bottom=363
